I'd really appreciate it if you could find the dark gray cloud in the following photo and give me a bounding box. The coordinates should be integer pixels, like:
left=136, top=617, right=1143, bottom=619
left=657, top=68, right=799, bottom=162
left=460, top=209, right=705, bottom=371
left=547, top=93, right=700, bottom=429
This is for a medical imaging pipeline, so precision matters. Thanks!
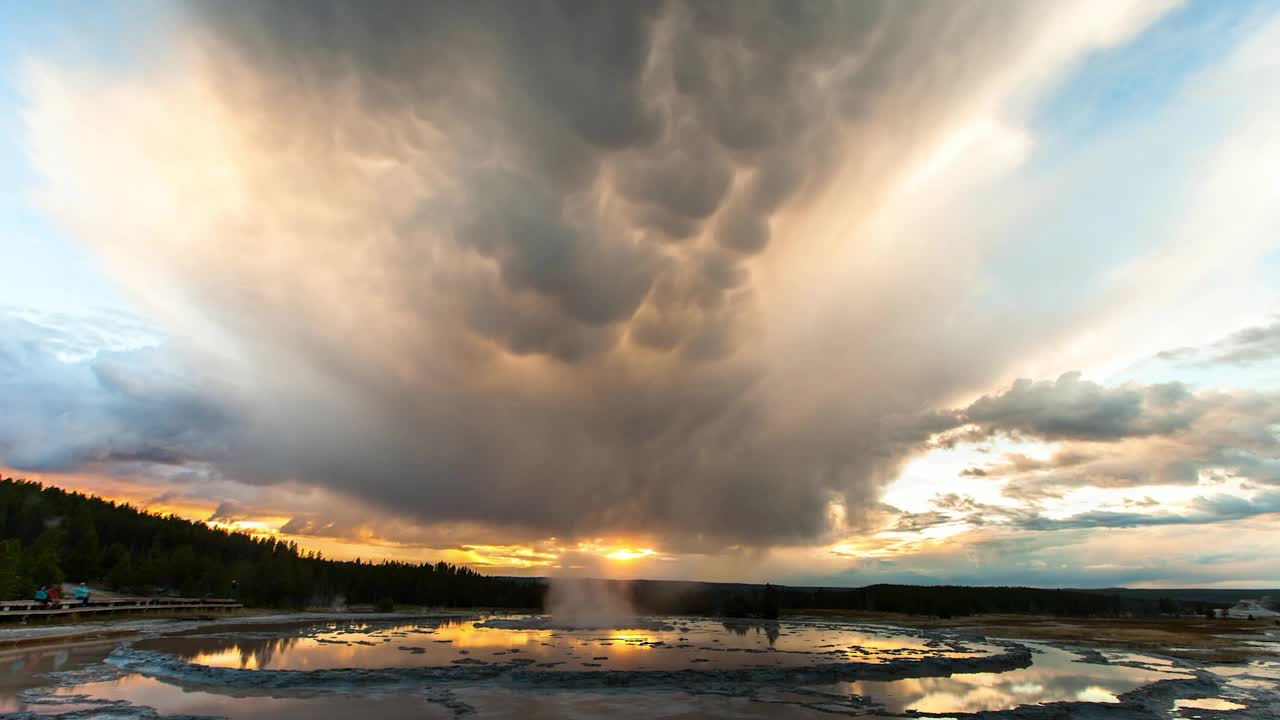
left=959, top=372, right=1201, bottom=441
left=1020, top=490, right=1280, bottom=531
left=887, top=510, right=954, bottom=533
left=207, top=500, right=249, bottom=523
left=952, top=375, right=1280, bottom=502
left=277, top=516, right=337, bottom=537
left=1203, top=317, right=1280, bottom=367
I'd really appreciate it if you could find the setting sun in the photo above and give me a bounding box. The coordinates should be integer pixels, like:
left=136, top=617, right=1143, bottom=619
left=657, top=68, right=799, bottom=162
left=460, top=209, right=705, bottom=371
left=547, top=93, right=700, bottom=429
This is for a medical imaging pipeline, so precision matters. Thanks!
left=606, top=548, right=656, bottom=561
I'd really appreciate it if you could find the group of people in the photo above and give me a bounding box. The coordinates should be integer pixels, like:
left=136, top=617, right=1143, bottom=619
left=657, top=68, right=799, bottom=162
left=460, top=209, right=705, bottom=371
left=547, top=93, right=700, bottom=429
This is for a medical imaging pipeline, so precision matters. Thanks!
left=32, top=582, right=91, bottom=609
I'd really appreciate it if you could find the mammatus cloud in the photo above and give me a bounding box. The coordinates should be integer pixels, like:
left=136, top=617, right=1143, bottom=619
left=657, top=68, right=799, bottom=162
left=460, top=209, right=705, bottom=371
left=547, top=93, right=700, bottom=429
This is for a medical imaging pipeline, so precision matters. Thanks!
left=18, top=1, right=1190, bottom=552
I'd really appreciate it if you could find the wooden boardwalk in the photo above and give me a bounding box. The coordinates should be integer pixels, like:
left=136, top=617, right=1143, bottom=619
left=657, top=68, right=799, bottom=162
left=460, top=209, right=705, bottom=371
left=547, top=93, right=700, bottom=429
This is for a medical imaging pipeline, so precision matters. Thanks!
left=0, top=597, right=242, bottom=619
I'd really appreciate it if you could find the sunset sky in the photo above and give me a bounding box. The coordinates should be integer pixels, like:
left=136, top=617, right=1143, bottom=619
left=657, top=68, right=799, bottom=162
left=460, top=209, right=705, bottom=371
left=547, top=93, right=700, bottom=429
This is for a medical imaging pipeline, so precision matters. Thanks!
left=2, top=0, right=1279, bottom=588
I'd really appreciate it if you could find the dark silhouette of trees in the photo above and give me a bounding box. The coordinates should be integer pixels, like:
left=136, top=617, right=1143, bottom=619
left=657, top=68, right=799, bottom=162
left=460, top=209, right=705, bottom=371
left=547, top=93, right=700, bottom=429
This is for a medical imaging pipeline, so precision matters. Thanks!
left=762, top=582, right=780, bottom=619
left=624, top=579, right=1214, bottom=618
left=22, top=526, right=65, bottom=595
left=1, top=477, right=1248, bottom=619
left=767, top=583, right=1149, bottom=617
left=0, top=539, right=21, bottom=598
left=0, top=478, right=541, bottom=609
left=63, top=504, right=101, bottom=581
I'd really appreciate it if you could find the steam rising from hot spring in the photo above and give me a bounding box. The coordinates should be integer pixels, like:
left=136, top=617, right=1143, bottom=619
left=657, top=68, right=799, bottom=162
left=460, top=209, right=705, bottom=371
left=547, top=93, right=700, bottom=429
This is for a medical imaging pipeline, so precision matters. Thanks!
left=545, top=578, right=636, bottom=629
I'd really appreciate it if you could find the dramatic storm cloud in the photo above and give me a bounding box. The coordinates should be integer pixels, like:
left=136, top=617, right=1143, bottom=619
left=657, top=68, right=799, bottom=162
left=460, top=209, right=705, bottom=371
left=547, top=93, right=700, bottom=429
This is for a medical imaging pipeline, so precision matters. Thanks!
left=8, top=0, right=1280, bottom=584
left=22, top=0, right=1147, bottom=549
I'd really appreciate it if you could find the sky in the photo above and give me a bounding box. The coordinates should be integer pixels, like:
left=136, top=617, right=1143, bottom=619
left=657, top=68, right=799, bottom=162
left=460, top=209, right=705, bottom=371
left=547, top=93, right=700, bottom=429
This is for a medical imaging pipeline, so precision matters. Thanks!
left=2, top=0, right=1279, bottom=588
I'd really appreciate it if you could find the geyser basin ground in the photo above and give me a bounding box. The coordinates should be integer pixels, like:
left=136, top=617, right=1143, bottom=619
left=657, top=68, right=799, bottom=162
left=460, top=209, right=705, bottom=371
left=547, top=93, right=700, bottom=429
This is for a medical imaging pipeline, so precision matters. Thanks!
left=3, top=614, right=1276, bottom=719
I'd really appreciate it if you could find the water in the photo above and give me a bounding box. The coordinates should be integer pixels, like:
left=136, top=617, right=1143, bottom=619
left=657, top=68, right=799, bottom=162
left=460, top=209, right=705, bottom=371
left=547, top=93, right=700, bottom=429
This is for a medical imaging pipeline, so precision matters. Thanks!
left=1174, top=697, right=1247, bottom=710
left=40, top=675, right=455, bottom=719
left=0, top=641, right=115, bottom=714
left=128, top=617, right=993, bottom=672
left=34, top=679, right=896, bottom=720
left=821, top=644, right=1189, bottom=713
left=0, top=615, right=1268, bottom=718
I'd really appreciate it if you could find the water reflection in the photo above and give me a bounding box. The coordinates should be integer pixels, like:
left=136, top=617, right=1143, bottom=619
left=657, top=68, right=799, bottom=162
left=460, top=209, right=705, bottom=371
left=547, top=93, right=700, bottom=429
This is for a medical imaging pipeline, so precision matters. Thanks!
left=51, top=675, right=453, bottom=719
left=722, top=621, right=780, bottom=647
left=829, top=644, right=1189, bottom=714
left=431, top=618, right=554, bottom=649
left=8, top=622, right=1238, bottom=720
left=1174, top=698, right=1247, bottom=711
left=0, top=641, right=116, bottom=713
left=135, top=617, right=984, bottom=672
left=163, top=635, right=302, bottom=670
left=50, top=676, right=895, bottom=720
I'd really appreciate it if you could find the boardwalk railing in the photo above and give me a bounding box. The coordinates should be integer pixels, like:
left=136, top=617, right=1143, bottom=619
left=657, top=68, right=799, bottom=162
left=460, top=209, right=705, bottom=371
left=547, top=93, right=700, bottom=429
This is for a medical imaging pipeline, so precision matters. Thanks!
left=0, top=597, right=242, bottom=618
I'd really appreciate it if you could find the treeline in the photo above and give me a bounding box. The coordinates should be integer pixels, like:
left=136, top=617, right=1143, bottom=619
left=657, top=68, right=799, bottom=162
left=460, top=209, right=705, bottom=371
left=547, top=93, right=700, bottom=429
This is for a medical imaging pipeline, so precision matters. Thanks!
left=621, top=579, right=783, bottom=619
left=775, top=583, right=1152, bottom=617
left=0, top=478, right=541, bottom=609
left=622, top=580, right=1193, bottom=618
left=0, top=477, right=1230, bottom=619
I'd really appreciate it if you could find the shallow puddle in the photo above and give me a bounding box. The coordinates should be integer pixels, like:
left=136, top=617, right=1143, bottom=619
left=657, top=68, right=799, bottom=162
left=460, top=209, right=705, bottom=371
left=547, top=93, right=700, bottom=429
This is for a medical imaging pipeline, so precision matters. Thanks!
left=1174, top=697, right=1247, bottom=710
left=40, top=674, right=453, bottom=718
left=816, top=644, right=1192, bottom=714
left=0, top=640, right=116, bottom=713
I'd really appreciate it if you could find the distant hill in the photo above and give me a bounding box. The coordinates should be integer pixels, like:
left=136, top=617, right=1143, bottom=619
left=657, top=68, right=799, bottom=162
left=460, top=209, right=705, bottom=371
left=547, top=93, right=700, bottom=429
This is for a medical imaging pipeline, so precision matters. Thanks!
left=1070, top=587, right=1280, bottom=604
left=651, top=581, right=1230, bottom=617
left=505, top=577, right=1250, bottom=618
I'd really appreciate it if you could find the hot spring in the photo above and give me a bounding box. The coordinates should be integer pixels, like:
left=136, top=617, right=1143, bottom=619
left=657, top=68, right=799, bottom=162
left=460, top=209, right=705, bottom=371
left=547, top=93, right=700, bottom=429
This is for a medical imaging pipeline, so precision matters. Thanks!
left=4, top=612, right=1267, bottom=719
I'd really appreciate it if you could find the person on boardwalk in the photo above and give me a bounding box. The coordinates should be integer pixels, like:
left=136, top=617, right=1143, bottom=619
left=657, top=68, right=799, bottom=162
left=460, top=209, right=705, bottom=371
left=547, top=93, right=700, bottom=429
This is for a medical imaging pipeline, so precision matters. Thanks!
left=48, top=584, right=62, bottom=609
left=34, top=585, right=49, bottom=607
left=74, top=582, right=91, bottom=606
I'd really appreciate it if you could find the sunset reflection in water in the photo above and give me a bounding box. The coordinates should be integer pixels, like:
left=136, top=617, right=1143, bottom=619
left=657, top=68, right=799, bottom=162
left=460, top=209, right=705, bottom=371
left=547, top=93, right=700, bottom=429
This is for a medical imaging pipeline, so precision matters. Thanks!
left=832, top=644, right=1190, bottom=714
left=135, top=618, right=987, bottom=672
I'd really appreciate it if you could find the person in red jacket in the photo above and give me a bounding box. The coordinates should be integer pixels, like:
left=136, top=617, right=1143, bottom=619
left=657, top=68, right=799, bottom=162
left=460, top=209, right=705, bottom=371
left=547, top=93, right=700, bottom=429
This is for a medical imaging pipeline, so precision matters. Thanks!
left=48, top=584, right=62, bottom=609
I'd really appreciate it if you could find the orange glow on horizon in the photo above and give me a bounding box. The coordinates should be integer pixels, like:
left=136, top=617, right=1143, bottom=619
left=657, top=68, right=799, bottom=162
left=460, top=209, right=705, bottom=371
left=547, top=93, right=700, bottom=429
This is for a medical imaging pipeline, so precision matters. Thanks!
left=606, top=547, right=656, bottom=561
left=0, top=467, right=679, bottom=573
